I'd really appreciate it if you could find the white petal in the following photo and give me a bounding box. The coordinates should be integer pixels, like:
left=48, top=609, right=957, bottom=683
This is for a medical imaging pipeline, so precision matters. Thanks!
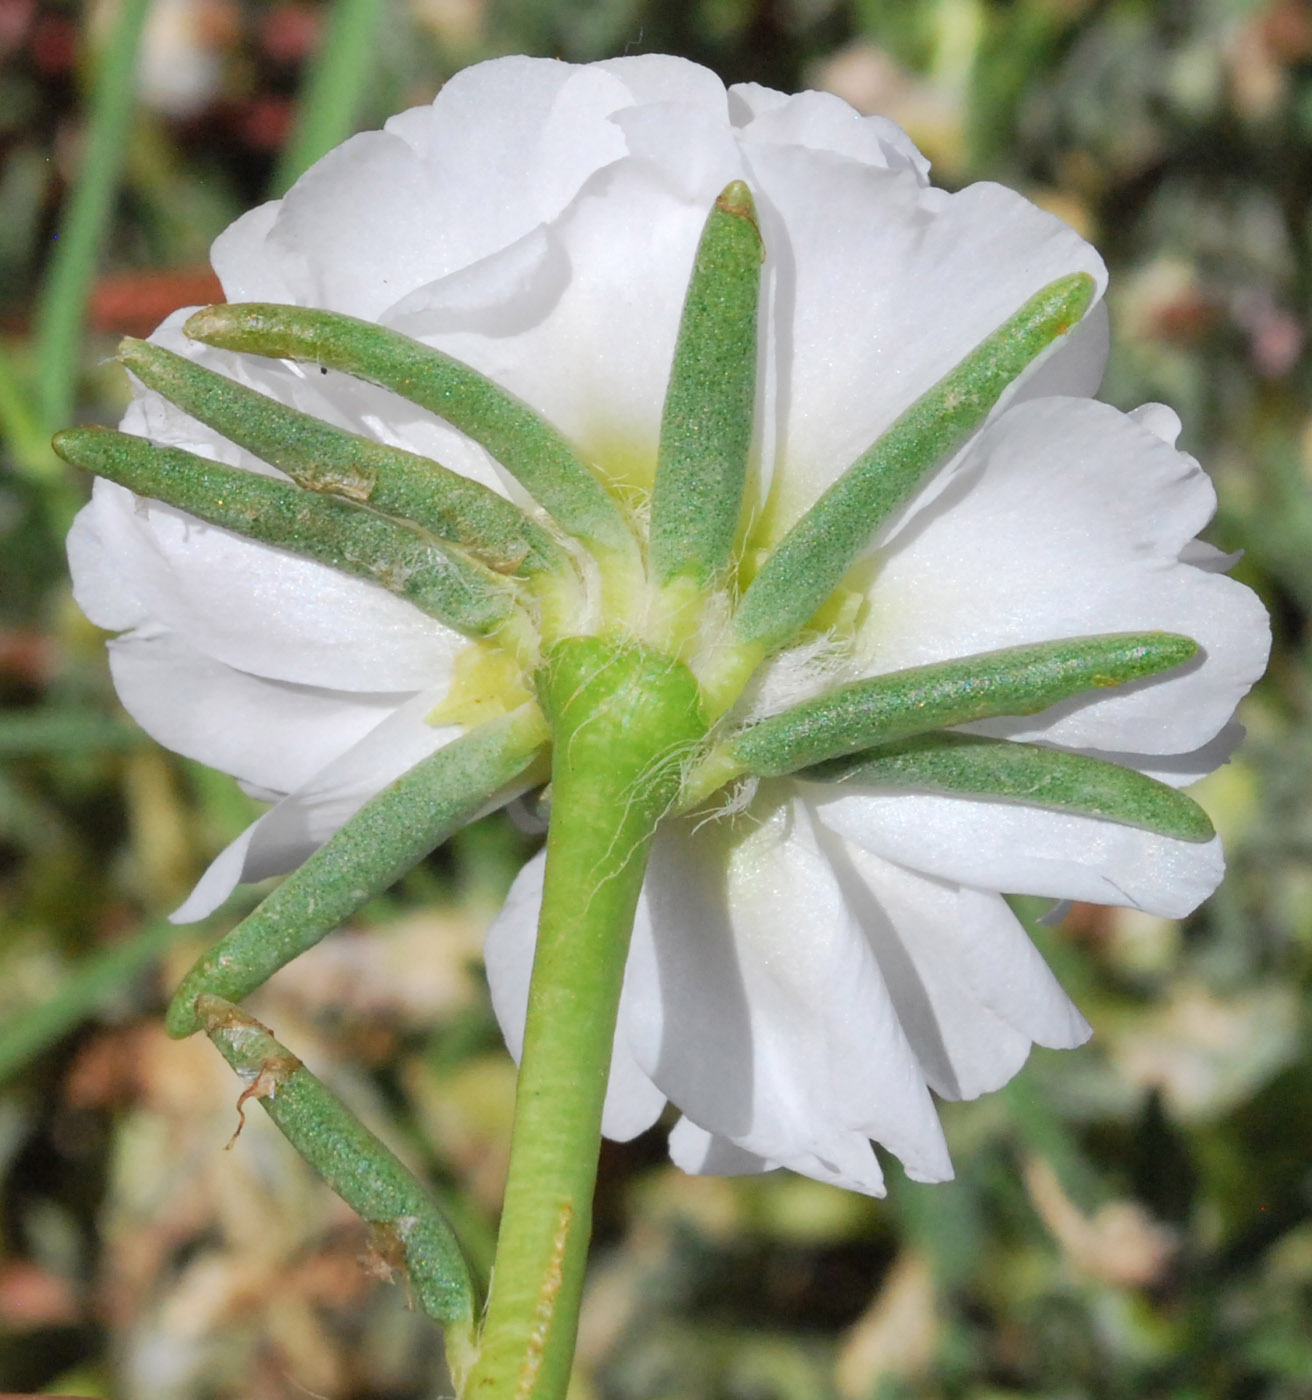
left=735, top=84, right=930, bottom=178
left=481, top=851, right=541, bottom=1067
left=744, top=150, right=1106, bottom=524
left=596, top=54, right=729, bottom=110
left=107, top=627, right=406, bottom=794
left=67, top=501, right=147, bottom=631
left=667, top=1118, right=778, bottom=1177
left=82, top=477, right=464, bottom=692
left=811, top=783, right=1224, bottom=920
left=672, top=1112, right=887, bottom=1195
left=626, top=796, right=952, bottom=1189
left=1013, top=299, right=1110, bottom=400
left=820, top=833, right=1089, bottom=1099
left=609, top=100, right=742, bottom=204
left=259, top=58, right=640, bottom=319
left=727, top=81, right=790, bottom=124
left=1129, top=401, right=1182, bottom=445
left=673, top=1113, right=885, bottom=1195
left=861, top=397, right=1271, bottom=755
left=388, top=57, right=633, bottom=240
left=210, top=200, right=295, bottom=302
left=402, top=156, right=739, bottom=480
left=171, top=687, right=459, bottom=921
left=483, top=851, right=667, bottom=1142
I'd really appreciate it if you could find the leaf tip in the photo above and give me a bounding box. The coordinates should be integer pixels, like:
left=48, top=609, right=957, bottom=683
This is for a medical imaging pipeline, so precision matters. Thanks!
left=49, top=427, right=77, bottom=462
left=716, top=179, right=756, bottom=219
left=1180, top=799, right=1217, bottom=843
left=1047, top=271, right=1098, bottom=335
left=116, top=334, right=150, bottom=363
left=183, top=304, right=232, bottom=344
left=1150, top=630, right=1202, bottom=668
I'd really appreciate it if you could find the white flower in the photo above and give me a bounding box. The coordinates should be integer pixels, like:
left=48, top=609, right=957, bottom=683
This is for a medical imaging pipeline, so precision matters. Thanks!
left=68, top=55, right=1269, bottom=1196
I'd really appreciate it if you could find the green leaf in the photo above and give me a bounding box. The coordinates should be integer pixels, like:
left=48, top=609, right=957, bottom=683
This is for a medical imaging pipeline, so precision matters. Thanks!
left=731, top=272, right=1097, bottom=657
left=197, top=995, right=479, bottom=1372
left=728, top=632, right=1198, bottom=777
left=34, top=0, right=151, bottom=432
left=804, top=731, right=1214, bottom=842
left=183, top=303, right=639, bottom=564
left=53, top=426, right=521, bottom=642
left=269, top=0, right=385, bottom=195
left=650, top=180, right=763, bottom=590
left=166, top=705, right=549, bottom=1039
left=119, top=337, right=568, bottom=577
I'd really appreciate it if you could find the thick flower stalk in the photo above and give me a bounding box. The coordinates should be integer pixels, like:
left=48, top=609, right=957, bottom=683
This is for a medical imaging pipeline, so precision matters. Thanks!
left=61, top=56, right=1268, bottom=1399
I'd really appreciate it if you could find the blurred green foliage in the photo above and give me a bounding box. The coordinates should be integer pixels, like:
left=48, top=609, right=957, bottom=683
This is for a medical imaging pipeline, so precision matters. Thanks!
left=2, top=1, right=1311, bottom=1397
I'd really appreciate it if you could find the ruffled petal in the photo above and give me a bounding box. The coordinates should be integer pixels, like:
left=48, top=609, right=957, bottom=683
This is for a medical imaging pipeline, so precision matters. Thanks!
left=171, top=687, right=459, bottom=921
left=107, top=626, right=406, bottom=794
left=210, top=200, right=296, bottom=302
left=247, top=58, right=661, bottom=321
left=626, top=794, right=952, bottom=1191
left=734, top=84, right=930, bottom=179
left=859, top=397, right=1271, bottom=755
left=596, top=54, right=730, bottom=110
left=397, top=156, right=743, bottom=484
left=818, top=831, right=1089, bottom=1099
left=810, top=782, right=1224, bottom=920
left=80, top=477, right=464, bottom=693
left=67, top=500, right=148, bottom=631
left=667, top=1118, right=779, bottom=1178
left=742, top=149, right=1106, bottom=524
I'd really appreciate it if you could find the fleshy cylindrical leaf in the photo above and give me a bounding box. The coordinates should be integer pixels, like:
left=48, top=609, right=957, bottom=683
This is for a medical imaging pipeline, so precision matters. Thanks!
left=805, top=731, right=1214, bottom=842
left=167, top=705, right=549, bottom=1037
left=183, top=303, right=639, bottom=564
left=649, top=181, right=763, bottom=591
left=728, top=632, right=1198, bottom=777
left=197, top=996, right=479, bottom=1370
left=732, top=273, right=1096, bottom=656
left=54, top=426, right=521, bottom=642
left=119, top=337, right=567, bottom=576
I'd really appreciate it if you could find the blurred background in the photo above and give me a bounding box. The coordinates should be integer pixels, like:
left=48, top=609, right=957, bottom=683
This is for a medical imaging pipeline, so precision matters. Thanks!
left=2, top=0, right=1311, bottom=1396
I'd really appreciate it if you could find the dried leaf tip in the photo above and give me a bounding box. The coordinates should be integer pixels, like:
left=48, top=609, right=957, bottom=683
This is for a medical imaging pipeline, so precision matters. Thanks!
left=183, top=304, right=237, bottom=341
left=715, top=179, right=761, bottom=233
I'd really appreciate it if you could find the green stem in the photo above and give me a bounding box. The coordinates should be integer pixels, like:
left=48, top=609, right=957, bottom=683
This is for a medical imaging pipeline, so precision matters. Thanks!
left=271, top=0, right=386, bottom=194
left=464, top=637, right=705, bottom=1400
left=34, top=0, right=151, bottom=432
left=0, top=341, right=52, bottom=481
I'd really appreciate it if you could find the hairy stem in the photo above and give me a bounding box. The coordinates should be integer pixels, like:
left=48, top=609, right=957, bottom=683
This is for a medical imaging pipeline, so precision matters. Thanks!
left=464, top=637, right=705, bottom=1400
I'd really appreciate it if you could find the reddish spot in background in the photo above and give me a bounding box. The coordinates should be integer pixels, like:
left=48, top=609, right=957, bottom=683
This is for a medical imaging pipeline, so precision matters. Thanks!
left=88, top=268, right=225, bottom=338
left=28, top=11, right=75, bottom=73
left=261, top=2, right=321, bottom=62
